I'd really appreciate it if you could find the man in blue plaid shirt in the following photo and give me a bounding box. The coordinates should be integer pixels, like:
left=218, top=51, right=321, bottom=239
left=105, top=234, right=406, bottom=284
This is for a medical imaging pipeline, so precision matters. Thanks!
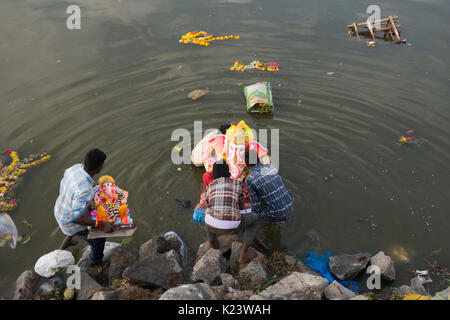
left=244, top=150, right=294, bottom=224
left=54, top=149, right=113, bottom=266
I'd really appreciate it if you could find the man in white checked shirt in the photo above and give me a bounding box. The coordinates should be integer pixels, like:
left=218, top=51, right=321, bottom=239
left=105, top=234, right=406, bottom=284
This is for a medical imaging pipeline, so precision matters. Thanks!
left=54, top=149, right=113, bottom=267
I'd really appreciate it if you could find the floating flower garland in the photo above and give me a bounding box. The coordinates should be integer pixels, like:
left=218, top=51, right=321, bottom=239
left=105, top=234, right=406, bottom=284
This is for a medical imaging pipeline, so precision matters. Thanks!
left=179, top=31, right=239, bottom=47
left=0, top=150, right=51, bottom=212
left=230, top=60, right=279, bottom=72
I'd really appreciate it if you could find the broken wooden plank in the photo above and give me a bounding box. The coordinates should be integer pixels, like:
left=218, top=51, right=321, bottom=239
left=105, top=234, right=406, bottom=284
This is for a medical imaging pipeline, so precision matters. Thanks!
left=353, top=23, right=360, bottom=40
left=347, top=16, right=398, bottom=28
left=389, top=15, right=401, bottom=41
left=366, top=20, right=376, bottom=41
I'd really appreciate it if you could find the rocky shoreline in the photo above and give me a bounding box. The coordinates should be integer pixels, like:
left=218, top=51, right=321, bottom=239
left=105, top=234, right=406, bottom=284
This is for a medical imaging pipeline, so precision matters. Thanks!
left=10, top=233, right=450, bottom=300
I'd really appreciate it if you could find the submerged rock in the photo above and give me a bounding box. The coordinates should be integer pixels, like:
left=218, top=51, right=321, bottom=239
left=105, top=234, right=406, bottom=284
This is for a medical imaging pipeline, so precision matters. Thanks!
left=77, top=241, right=120, bottom=268
left=329, top=253, right=371, bottom=280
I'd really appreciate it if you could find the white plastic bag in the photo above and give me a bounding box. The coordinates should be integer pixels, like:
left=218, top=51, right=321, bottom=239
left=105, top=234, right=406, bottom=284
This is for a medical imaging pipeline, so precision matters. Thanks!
left=0, top=213, right=18, bottom=249
left=34, top=250, right=75, bottom=278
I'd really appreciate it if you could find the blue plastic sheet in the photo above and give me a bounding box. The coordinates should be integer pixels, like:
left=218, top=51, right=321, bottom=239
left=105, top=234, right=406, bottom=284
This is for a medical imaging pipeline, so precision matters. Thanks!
left=298, top=251, right=360, bottom=292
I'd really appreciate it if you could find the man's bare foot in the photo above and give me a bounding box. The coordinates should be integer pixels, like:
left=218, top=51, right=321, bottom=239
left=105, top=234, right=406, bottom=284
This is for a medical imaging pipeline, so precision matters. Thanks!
left=238, top=247, right=257, bottom=264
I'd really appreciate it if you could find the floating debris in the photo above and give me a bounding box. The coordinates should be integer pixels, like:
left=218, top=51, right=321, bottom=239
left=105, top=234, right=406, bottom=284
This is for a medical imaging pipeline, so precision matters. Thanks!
left=1, top=150, right=51, bottom=211
left=230, top=60, right=279, bottom=72
left=188, top=88, right=209, bottom=100
left=398, top=129, right=418, bottom=145
left=347, top=15, right=406, bottom=44
left=179, top=31, right=239, bottom=47
left=175, top=199, right=191, bottom=209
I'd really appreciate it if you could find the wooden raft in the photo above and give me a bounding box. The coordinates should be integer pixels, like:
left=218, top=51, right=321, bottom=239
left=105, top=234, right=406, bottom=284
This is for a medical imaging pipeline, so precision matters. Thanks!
left=347, top=15, right=406, bottom=43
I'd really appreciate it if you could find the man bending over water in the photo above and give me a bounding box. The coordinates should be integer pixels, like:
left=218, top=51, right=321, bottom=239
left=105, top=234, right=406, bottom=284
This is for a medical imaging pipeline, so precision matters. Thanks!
left=54, top=148, right=113, bottom=267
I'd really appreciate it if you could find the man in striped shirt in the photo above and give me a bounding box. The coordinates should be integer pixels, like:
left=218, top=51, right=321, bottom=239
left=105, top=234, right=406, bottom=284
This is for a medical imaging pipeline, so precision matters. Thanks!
left=244, top=150, right=294, bottom=224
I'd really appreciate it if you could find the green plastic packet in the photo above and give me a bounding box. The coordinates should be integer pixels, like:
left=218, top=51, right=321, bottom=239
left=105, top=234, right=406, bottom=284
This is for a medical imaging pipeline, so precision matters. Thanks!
left=244, top=81, right=274, bottom=114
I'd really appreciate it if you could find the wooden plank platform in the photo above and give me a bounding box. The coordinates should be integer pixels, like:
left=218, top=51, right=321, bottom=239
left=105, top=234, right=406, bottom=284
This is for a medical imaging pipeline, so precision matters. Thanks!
left=87, top=223, right=137, bottom=239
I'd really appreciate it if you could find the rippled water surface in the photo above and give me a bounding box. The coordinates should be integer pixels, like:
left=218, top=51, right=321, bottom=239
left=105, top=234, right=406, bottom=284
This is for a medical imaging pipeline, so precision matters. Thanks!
left=1, top=0, right=449, bottom=296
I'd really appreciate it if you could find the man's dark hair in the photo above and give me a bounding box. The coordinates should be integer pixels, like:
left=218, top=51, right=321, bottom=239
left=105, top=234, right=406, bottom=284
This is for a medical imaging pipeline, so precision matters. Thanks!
left=84, top=148, right=107, bottom=171
left=213, top=162, right=231, bottom=179
left=218, top=124, right=231, bottom=134
left=245, top=150, right=260, bottom=166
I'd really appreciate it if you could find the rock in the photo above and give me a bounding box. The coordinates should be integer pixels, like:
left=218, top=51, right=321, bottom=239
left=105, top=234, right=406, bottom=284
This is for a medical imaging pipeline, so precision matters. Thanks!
left=211, top=285, right=227, bottom=300
left=229, top=241, right=243, bottom=268
left=63, top=288, right=75, bottom=300
left=410, top=278, right=428, bottom=296
left=193, top=248, right=227, bottom=285
left=250, top=272, right=328, bottom=300
left=436, top=286, right=450, bottom=300
left=224, top=288, right=254, bottom=300
left=329, top=253, right=371, bottom=280
left=92, top=284, right=157, bottom=300
left=13, top=270, right=40, bottom=300
left=159, top=283, right=217, bottom=300
left=76, top=272, right=102, bottom=300
left=108, top=247, right=137, bottom=285
left=34, top=250, right=75, bottom=278
left=239, top=261, right=267, bottom=287
left=220, top=273, right=238, bottom=289
left=77, top=241, right=120, bottom=268
left=196, top=234, right=239, bottom=262
left=123, top=249, right=183, bottom=289
left=91, top=290, right=117, bottom=300
left=284, top=255, right=312, bottom=273
left=350, top=295, right=369, bottom=300
left=370, top=251, right=396, bottom=281
left=139, top=233, right=183, bottom=260
left=324, top=281, right=356, bottom=300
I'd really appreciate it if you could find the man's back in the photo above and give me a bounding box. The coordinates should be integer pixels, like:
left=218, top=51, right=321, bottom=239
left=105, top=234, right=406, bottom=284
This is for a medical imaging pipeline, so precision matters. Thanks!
left=54, top=164, right=94, bottom=235
left=245, top=164, right=293, bottom=223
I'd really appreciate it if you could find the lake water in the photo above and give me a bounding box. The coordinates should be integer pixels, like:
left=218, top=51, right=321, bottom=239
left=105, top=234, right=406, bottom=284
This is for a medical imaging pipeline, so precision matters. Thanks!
left=0, top=0, right=449, bottom=297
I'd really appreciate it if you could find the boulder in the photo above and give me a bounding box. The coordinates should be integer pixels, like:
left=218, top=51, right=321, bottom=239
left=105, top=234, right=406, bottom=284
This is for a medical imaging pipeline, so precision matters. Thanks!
left=108, top=247, right=137, bottom=285
left=239, top=261, right=267, bottom=287
left=91, top=285, right=157, bottom=300
left=76, top=272, right=102, bottom=300
left=324, top=281, right=356, bottom=300
left=13, top=270, right=41, bottom=300
left=229, top=241, right=243, bottom=268
left=284, top=255, right=313, bottom=273
left=123, top=249, right=183, bottom=289
left=250, top=272, right=328, bottom=300
left=34, top=250, right=75, bottom=278
left=193, top=248, right=227, bottom=285
left=224, top=288, right=254, bottom=300
left=159, top=283, right=217, bottom=300
left=370, top=251, right=395, bottom=281
left=220, top=273, right=238, bottom=289
left=91, top=290, right=117, bottom=300
left=210, top=285, right=227, bottom=300
left=139, top=233, right=183, bottom=260
left=77, top=241, right=120, bottom=268
left=196, top=234, right=239, bottom=262
left=329, top=253, right=371, bottom=280
left=436, top=286, right=450, bottom=300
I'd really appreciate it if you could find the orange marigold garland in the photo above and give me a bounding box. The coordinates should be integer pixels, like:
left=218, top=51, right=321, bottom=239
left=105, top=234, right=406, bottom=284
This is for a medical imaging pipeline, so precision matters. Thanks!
left=179, top=31, right=239, bottom=47
left=0, top=150, right=51, bottom=212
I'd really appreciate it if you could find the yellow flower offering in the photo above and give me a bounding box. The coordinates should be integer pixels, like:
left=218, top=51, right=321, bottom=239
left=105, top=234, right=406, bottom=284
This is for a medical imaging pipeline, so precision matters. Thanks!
left=179, top=31, right=239, bottom=47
